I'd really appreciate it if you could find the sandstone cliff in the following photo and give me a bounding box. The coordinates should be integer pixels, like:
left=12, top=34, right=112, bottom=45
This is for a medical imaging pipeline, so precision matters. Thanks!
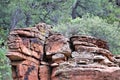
left=6, top=23, right=120, bottom=80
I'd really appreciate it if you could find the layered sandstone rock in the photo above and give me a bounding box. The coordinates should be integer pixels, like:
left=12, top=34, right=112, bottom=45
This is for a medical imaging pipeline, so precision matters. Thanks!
left=70, top=35, right=109, bottom=50
left=11, top=60, right=39, bottom=80
left=52, top=66, right=120, bottom=80
left=44, top=34, right=71, bottom=65
left=39, top=65, right=50, bottom=80
left=6, top=23, right=120, bottom=80
left=7, top=23, right=52, bottom=80
left=51, top=35, right=119, bottom=80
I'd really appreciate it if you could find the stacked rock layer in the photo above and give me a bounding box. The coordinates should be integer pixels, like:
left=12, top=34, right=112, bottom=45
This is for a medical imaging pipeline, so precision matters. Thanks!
left=6, top=23, right=120, bottom=80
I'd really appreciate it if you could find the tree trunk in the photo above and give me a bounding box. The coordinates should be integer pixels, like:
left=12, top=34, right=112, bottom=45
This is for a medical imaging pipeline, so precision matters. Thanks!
left=25, top=12, right=31, bottom=27
left=10, top=8, right=22, bottom=31
left=116, top=0, right=120, bottom=6
left=71, top=0, right=79, bottom=19
left=71, top=0, right=82, bottom=19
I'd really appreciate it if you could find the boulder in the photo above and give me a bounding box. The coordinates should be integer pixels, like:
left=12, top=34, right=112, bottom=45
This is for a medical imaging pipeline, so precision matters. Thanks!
left=45, top=34, right=71, bottom=61
left=11, top=60, right=39, bottom=80
left=6, top=22, right=120, bottom=80
left=70, top=35, right=109, bottom=50
left=52, top=66, right=120, bottom=80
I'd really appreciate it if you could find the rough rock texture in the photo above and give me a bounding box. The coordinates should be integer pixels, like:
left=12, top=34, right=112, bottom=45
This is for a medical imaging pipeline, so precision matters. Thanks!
left=11, top=60, right=39, bottom=80
left=70, top=35, right=109, bottom=50
left=52, top=66, right=120, bottom=80
left=6, top=23, right=120, bottom=80
left=39, top=65, right=50, bottom=80
left=7, top=23, right=51, bottom=80
left=45, top=34, right=71, bottom=64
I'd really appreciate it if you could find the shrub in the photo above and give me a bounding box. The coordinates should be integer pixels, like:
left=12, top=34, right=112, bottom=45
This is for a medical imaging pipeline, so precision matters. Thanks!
left=0, top=39, right=12, bottom=80
left=53, top=15, right=120, bottom=54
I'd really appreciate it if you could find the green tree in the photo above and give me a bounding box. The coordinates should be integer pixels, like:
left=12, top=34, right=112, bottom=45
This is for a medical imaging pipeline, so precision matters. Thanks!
left=0, top=44, right=12, bottom=80
left=8, top=0, right=74, bottom=29
left=0, top=0, right=11, bottom=29
left=53, top=15, right=120, bottom=54
left=1, top=0, right=120, bottom=79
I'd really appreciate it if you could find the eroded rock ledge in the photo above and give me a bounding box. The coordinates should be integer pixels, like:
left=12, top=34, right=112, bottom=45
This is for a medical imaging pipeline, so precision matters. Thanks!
left=6, top=23, right=120, bottom=80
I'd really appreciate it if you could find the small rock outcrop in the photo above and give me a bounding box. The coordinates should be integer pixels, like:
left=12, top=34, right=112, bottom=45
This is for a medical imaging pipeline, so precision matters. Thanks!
left=6, top=23, right=120, bottom=80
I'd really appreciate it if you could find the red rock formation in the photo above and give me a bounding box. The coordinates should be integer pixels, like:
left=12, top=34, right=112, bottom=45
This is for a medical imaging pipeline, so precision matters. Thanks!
left=7, top=23, right=51, bottom=80
left=6, top=23, right=120, bottom=80
left=11, top=60, right=39, bottom=80
left=45, top=34, right=71, bottom=64
left=52, top=66, right=120, bottom=80
left=70, top=35, right=109, bottom=50
left=39, top=65, right=50, bottom=80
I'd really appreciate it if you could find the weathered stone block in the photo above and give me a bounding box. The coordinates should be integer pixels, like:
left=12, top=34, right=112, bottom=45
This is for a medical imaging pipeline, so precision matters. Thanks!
left=39, top=65, right=50, bottom=80
left=11, top=60, right=39, bottom=80
left=6, top=52, right=39, bottom=64
left=45, top=34, right=71, bottom=59
left=6, top=22, right=120, bottom=80
left=70, top=35, right=109, bottom=50
left=52, top=66, right=120, bottom=80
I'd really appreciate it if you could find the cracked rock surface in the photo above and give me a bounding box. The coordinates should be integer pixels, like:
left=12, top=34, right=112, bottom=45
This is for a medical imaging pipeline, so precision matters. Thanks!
left=7, top=23, right=120, bottom=80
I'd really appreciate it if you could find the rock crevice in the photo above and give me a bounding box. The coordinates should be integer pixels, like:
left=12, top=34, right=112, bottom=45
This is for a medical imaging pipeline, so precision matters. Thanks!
left=6, top=23, right=120, bottom=80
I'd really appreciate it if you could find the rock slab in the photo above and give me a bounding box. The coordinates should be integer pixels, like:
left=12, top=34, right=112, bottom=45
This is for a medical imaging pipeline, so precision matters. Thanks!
left=6, top=23, right=120, bottom=80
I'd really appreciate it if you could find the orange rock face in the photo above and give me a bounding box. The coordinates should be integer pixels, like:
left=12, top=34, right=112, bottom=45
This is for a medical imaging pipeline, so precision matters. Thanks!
left=6, top=23, right=120, bottom=80
left=6, top=23, right=49, bottom=80
left=52, top=67, right=120, bottom=80
left=45, top=34, right=71, bottom=55
left=70, top=35, right=109, bottom=50
left=11, top=60, right=39, bottom=80
left=39, top=65, right=50, bottom=80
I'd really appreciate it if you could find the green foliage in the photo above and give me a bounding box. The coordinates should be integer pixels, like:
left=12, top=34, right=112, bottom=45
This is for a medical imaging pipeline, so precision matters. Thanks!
left=105, top=5, right=120, bottom=23
left=7, top=0, right=74, bottom=28
left=0, top=29, right=12, bottom=80
left=71, top=0, right=120, bottom=23
left=0, top=46, right=12, bottom=80
left=75, top=0, right=109, bottom=16
left=0, top=0, right=120, bottom=79
left=1, top=0, right=120, bottom=28
left=0, top=0, right=11, bottom=29
left=0, top=28, right=8, bottom=41
left=53, top=15, right=120, bottom=54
